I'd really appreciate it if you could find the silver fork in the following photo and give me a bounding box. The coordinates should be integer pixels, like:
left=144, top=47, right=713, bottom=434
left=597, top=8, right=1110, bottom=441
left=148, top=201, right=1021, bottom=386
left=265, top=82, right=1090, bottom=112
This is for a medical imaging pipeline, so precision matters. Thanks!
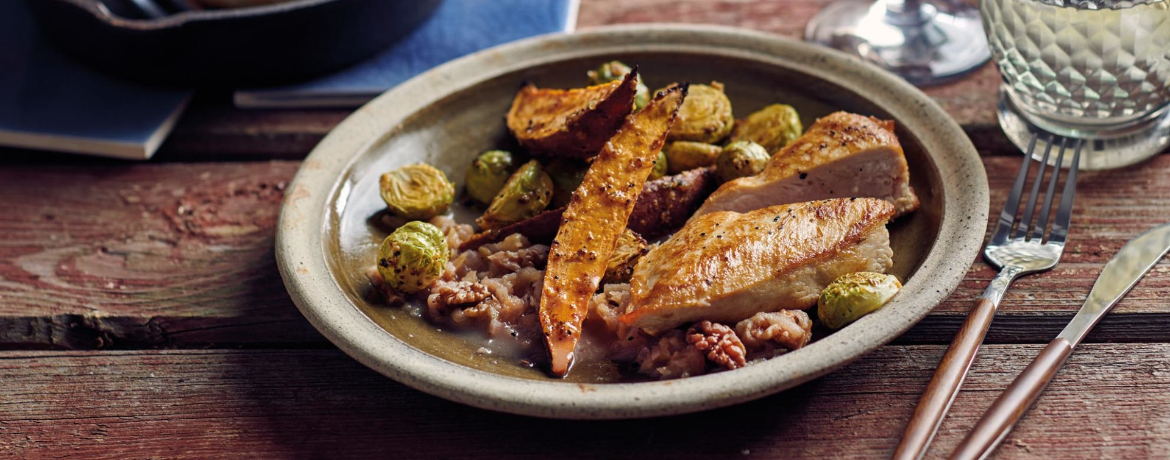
left=893, top=132, right=1083, bottom=460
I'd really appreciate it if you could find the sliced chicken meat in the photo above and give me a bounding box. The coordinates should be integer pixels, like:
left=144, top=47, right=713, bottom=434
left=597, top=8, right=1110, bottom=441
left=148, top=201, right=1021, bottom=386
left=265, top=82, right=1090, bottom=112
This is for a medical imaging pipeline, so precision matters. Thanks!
left=620, top=198, right=895, bottom=333
left=693, top=112, right=919, bottom=219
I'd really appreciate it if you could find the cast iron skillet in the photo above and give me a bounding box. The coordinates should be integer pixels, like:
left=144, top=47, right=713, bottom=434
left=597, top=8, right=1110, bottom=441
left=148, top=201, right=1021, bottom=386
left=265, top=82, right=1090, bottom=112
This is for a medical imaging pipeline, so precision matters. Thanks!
left=25, top=0, right=443, bottom=86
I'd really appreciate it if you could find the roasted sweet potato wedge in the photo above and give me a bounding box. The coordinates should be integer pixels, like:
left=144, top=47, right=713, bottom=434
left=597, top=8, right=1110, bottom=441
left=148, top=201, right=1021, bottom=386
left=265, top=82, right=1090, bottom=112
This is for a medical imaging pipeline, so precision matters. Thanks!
left=506, top=71, right=639, bottom=159
left=540, top=84, right=687, bottom=377
left=458, top=166, right=718, bottom=251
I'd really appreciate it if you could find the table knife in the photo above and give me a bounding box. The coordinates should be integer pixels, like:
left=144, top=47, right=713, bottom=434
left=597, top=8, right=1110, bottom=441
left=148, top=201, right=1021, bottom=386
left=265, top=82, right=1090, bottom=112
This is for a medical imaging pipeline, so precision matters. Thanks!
left=949, top=222, right=1170, bottom=460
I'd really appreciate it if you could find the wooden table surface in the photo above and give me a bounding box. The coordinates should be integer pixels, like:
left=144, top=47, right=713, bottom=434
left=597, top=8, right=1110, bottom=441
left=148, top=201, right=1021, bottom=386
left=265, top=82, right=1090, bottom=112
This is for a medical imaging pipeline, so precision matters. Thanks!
left=3, top=1, right=1169, bottom=458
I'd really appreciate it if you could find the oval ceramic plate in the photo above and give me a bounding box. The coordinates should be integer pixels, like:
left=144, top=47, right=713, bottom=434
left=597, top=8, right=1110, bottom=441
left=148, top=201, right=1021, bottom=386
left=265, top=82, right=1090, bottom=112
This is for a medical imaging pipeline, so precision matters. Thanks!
left=276, top=24, right=988, bottom=419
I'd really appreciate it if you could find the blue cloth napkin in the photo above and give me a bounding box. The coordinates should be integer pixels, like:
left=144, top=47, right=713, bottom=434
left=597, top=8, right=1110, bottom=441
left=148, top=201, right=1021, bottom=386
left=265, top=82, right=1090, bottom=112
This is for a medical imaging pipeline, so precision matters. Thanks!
left=234, top=0, right=578, bottom=108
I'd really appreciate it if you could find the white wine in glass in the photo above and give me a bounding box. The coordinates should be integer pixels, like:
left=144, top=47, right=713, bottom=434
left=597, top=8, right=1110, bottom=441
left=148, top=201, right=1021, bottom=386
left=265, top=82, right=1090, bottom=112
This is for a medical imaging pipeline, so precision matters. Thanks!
left=984, top=0, right=1170, bottom=169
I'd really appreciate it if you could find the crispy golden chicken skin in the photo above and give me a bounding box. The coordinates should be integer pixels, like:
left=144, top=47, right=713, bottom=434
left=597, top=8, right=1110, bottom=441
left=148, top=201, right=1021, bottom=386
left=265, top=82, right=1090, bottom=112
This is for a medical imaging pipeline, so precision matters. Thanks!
left=694, top=112, right=919, bottom=219
left=506, top=71, right=639, bottom=159
left=621, top=198, right=895, bottom=333
left=540, top=85, right=687, bottom=377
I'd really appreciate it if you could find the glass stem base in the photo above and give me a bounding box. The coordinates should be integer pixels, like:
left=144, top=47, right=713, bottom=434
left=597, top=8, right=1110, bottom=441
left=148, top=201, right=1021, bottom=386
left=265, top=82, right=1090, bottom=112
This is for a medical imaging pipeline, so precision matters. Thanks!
left=804, top=0, right=991, bottom=86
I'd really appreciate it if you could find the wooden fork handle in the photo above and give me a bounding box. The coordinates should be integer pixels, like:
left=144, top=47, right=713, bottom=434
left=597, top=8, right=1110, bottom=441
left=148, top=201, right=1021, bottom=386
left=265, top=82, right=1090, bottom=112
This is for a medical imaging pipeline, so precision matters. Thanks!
left=893, top=297, right=998, bottom=460
left=949, top=338, right=1074, bottom=460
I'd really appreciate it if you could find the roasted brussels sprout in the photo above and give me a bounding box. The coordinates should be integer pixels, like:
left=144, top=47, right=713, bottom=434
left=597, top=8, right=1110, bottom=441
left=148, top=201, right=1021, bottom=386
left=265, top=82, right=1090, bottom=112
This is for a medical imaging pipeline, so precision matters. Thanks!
left=649, top=150, right=668, bottom=181
left=379, top=163, right=455, bottom=220
left=602, top=228, right=650, bottom=284
left=587, top=60, right=631, bottom=85
left=376, top=221, right=449, bottom=294
left=465, top=150, right=516, bottom=205
left=818, top=272, right=902, bottom=329
left=663, top=141, right=722, bottom=174
left=729, top=104, right=803, bottom=153
left=716, top=140, right=770, bottom=182
left=663, top=82, right=734, bottom=144
left=587, top=60, right=650, bottom=111
left=544, top=159, right=589, bottom=208
left=477, top=160, right=554, bottom=230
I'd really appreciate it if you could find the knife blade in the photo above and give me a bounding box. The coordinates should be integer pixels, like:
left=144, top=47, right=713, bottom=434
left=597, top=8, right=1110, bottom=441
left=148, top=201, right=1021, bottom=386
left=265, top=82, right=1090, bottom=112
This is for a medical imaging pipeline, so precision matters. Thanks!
left=1057, top=222, right=1170, bottom=346
left=950, top=222, right=1170, bottom=460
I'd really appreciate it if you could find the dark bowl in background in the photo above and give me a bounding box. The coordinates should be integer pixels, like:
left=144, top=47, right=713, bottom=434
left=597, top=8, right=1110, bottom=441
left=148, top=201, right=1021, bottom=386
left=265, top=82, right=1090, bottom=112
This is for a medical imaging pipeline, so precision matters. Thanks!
left=25, top=0, right=443, bottom=87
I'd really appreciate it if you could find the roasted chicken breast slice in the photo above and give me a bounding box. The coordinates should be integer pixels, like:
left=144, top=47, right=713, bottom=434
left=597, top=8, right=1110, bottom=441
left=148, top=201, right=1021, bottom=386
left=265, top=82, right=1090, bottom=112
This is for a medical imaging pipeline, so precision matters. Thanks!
left=694, top=112, right=919, bottom=219
left=620, top=198, right=895, bottom=333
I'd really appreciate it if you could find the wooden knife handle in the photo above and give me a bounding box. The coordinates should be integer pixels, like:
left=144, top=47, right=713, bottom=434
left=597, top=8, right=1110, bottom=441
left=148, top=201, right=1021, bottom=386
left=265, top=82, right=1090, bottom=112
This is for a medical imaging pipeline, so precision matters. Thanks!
left=948, top=338, right=1074, bottom=460
left=893, top=297, right=998, bottom=460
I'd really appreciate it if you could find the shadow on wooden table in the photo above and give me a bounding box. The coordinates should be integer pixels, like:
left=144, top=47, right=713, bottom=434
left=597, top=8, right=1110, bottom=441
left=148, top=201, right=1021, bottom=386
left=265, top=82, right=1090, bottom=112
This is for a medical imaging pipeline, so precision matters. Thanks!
left=225, top=349, right=897, bottom=459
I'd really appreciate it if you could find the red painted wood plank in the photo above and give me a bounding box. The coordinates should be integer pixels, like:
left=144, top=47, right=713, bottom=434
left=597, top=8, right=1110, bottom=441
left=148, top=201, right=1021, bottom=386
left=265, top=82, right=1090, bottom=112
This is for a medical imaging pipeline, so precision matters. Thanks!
left=0, top=345, right=1165, bottom=459
left=0, top=162, right=322, bottom=348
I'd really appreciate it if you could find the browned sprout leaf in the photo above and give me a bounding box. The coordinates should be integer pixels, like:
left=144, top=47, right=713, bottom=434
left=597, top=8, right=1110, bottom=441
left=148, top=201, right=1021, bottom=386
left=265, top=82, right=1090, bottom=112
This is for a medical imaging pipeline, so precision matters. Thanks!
left=602, top=229, right=650, bottom=285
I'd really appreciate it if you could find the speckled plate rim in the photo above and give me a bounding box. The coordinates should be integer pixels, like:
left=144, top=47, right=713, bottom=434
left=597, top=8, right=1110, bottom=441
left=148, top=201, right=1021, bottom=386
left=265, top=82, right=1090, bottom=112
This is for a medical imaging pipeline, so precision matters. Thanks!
left=276, top=24, right=989, bottom=420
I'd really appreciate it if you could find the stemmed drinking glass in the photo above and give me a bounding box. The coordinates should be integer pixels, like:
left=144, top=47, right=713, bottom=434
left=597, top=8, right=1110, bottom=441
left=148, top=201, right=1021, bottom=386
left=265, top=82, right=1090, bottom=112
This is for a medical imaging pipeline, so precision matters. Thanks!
left=805, top=0, right=991, bottom=86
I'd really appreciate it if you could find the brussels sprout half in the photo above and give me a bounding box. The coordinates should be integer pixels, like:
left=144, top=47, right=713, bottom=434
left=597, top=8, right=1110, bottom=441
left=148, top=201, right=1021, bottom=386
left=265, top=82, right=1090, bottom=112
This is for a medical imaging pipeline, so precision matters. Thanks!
left=465, top=150, right=517, bottom=205
left=376, top=221, right=449, bottom=294
left=664, top=141, right=721, bottom=174
left=587, top=60, right=650, bottom=110
left=716, top=140, right=770, bottom=182
left=649, top=150, right=669, bottom=181
left=476, top=160, right=554, bottom=230
left=818, top=272, right=902, bottom=329
left=663, top=82, right=734, bottom=144
left=379, top=163, right=455, bottom=220
left=544, top=159, right=588, bottom=208
left=729, top=104, right=803, bottom=154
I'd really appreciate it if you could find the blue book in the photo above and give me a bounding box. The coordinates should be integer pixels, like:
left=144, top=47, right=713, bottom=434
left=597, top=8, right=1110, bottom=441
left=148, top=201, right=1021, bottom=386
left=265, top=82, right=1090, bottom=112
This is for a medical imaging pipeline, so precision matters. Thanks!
left=234, top=0, right=579, bottom=109
left=0, top=1, right=191, bottom=160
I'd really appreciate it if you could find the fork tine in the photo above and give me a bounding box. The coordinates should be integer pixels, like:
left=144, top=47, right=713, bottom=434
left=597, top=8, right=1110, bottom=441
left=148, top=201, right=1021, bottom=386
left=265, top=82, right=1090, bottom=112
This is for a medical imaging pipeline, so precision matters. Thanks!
left=1047, top=138, right=1082, bottom=245
left=1031, top=136, right=1067, bottom=241
left=1013, top=133, right=1056, bottom=241
left=991, top=132, right=1039, bottom=246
